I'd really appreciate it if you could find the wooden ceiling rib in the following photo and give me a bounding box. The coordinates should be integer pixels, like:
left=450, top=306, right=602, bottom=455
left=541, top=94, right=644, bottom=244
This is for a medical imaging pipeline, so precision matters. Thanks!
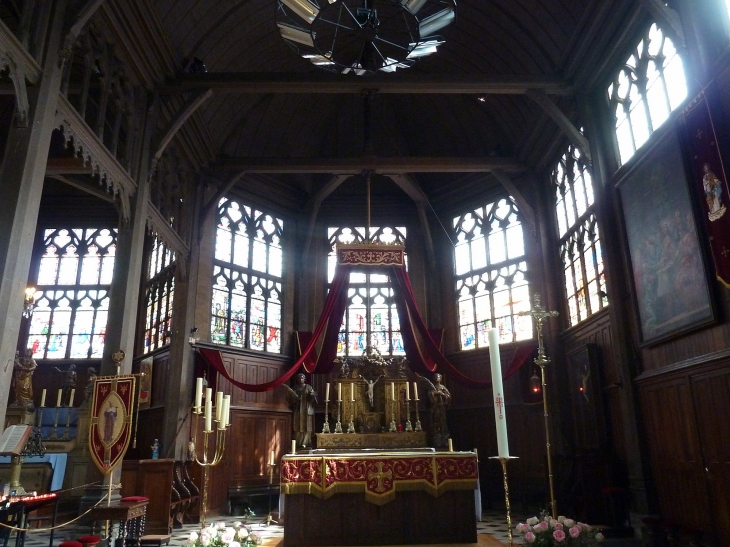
left=147, top=0, right=641, bottom=207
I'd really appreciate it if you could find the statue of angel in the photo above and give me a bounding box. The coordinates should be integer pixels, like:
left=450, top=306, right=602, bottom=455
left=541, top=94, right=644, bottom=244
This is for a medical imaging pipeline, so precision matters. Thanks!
left=416, top=373, right=451, bottom=447
left=358, top=374, right=383, bottom=409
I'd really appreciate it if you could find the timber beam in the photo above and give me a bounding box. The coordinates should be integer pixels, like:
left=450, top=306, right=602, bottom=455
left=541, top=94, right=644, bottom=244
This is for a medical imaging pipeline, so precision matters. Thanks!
left=159, top=73, right=574, bottom=95
left=303, top=174, right=350, bottom=255
left=214, top=157, right=526, bottom=174
left=386, top=174, right=436, bottom=269
left=152, top=88, right=213, bottom=165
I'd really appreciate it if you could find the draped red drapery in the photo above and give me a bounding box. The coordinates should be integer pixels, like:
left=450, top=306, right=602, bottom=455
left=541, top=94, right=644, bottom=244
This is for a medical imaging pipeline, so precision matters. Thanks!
left=197, top=263, right=536, bottom=392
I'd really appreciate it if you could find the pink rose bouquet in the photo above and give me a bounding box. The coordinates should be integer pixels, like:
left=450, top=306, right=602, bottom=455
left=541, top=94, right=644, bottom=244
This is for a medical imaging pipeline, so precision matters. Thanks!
left=514, top=514, right=604, bottom=546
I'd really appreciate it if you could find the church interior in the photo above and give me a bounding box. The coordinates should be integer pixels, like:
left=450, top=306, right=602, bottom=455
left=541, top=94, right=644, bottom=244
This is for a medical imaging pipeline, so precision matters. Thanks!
left=1, top=0, right=730, bottom=546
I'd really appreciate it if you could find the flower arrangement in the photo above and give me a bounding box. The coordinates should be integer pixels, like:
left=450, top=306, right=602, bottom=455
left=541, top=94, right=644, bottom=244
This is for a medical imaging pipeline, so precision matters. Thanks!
left=187, top=522, right=262, bottom=547
left=516, top=515, right=605, bottom=546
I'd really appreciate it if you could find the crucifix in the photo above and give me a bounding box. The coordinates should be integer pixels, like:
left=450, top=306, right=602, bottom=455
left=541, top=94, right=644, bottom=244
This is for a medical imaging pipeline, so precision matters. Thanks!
left=519, top=293, right=559, bottom=519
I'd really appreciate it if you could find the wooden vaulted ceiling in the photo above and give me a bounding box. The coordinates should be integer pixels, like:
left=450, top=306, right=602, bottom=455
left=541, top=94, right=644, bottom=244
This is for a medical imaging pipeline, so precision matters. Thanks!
left=150, top=0, right=644, bottom=211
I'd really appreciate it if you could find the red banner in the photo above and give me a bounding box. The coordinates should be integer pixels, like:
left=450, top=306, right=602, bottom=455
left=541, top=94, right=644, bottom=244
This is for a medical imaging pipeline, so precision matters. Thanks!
left=281, top=452, right=478, bottom=505
left=683, top=93, right=730, bottom=288
left=337, top=244, right=405, bottom=267
left=89, top=376, right=136, bottom=475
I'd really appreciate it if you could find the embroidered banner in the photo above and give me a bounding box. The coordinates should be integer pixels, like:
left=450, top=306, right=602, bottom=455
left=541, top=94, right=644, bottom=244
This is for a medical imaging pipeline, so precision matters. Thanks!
left=89, top=376, right=136, bottom=475
left=683, top=93, right=730, bottom=288
left=337, top=244, right=405, bottom=267
left=281, top=452, right=478, bottom=505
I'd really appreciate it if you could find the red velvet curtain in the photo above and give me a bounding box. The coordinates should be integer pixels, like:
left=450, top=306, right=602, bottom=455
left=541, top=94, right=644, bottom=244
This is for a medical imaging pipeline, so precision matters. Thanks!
left=197, top=263, right=536, bottom=392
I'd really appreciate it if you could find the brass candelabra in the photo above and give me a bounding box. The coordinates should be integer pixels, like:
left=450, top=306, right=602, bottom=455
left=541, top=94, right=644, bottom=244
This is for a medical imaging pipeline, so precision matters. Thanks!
left=191, top=403, right=230, bottom=528
left=322, top=399, right=331, bottom=433
left=519, top=293, right=559, bottom=519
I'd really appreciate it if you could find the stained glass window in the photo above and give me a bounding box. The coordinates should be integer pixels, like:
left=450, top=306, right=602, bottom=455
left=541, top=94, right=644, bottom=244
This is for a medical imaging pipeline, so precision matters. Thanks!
left=328, top=226, right=407, bottom=357
left=608, top=23, right=687, bottom=166
left=28, top=228, right=116, bottom=359
left=453, top=199, right=532, bottom=350
left=211, top=198, right=283, bottom=352
left=143, top=237, right=175, bottom=354
left=553, top=144, right=608, bottom=326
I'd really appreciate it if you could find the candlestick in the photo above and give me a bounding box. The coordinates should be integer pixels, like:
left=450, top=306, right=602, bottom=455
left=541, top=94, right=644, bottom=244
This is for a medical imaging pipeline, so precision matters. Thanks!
left=488, top=328, right=509, bottom=458
left=205, top=398, right=212, bottom=432
left=223, top=394, right=231, bottom=426
left=350, top=382, right=354, bottom=402
left=69, top=389, right=75, bottom=407
left=218, top=398, right=229, bottom=430
left=490, top=456, right=519, bottom=547
left=413, top=382, right=418, bottom=401
left=195, top=378, right=203, bottom=409
left=56, top=389, right=62, bottom=407
left=40, top=389, right=46, bottom=408
left=325, top=383, right=330, bottom=402
left=391, top=382, right=395, bottom=401
left=338, top=382, right=342, bottom=402
left=405, top=382, right=410, bottom=401
left=334, top=399, right=343, bottom=433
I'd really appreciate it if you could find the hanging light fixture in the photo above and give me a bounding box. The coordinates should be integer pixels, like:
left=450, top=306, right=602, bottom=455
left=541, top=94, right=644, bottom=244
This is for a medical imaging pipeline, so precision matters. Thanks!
left=276, top=0, right=456, bottom=74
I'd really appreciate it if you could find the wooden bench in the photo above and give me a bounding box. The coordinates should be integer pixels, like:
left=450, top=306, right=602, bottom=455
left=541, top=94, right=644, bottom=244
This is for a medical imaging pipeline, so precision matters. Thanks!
left=139, top=534, right=171, bottom=547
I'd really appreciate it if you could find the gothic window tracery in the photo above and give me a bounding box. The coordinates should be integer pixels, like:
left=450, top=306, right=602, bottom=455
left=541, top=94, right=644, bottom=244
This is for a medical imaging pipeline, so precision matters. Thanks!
left=212, top=198, right=283, bottom=353
left=553, top=144, right=608, bottom=326
left=453, top=198, right=532, bottom=350
left=608, top=23, right=687, bottom=166
left=28, top=228, right=117, bottom=359
left=327, top=226, right=407, bottom=357
left=143, top=236, right=175, bottom=354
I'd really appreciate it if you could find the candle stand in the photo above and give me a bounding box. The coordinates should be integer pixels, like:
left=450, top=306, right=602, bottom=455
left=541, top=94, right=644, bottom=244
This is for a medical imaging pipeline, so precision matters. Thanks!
left=388, top=399, right=396, bottom=432
left=50, top=407, right=60, bottom=440
left=489, top=456, right=518, bottom=547
left=263, top=462, right=278, bottom=526
left=322, top=400, right=331, bottom=433
left=347, top=411, right=355, bottom=434
left=405, top=399, right=413, bottom=432
left=190, top=405, right=230, bottom=528
left=61, top=407, right=72, bottom=440
left=414, top=398, right=422, bottom=431
left=334, top=400, right=343, bottom=433
left=519, top=293, right=559, bottom=519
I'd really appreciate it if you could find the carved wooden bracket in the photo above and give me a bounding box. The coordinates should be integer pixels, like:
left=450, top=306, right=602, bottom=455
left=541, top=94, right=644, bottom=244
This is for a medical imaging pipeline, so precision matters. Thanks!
left=385, top=174, right=436, bottom=269
left=54, top=94, right=136, bottom=223
left=0, top=18, right=41, bottom=126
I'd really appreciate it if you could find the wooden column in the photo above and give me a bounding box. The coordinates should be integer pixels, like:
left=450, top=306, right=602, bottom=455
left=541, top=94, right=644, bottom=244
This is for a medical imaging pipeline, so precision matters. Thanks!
left=100, top=96, right=156, bottom=376
left=0, top=0, right=66, bottom=429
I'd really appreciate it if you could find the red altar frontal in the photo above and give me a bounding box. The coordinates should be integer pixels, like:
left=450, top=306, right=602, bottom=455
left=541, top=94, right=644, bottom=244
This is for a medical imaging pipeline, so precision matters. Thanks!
left=281, top=451, right=478, bottom=546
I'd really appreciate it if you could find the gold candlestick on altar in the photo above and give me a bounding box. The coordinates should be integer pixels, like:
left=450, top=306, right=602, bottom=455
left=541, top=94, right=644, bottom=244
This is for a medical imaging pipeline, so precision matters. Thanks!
left=191, top=385, right=230, bottom=529
left=519, top=293, right=559, bottom=519
left=489, top=456, right=518, bottom=547
left=322, top=398, right=331, bottom=433
left=50, top=407, right=60, bottom=440
left=388, top=398, right=396, bottom=432
left=414, top=396, right=422, bottom=431
left=61, top=407, right=72, bottom=440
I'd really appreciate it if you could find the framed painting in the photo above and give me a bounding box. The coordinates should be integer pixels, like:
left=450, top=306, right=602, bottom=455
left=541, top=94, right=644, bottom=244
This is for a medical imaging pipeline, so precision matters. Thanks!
left=617, top=128, right=716, bottom=345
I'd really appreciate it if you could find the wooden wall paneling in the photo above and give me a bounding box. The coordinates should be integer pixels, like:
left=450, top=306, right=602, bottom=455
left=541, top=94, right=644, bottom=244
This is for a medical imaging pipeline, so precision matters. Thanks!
left=217, top=351, right=290, bottom=410
left=639, top=377, right=711, bottom=530
left=689, top=366, right=730, bottom=539
left=151, top=352, right=170, bottom=408
left=125, top=407, right=165, bottom=460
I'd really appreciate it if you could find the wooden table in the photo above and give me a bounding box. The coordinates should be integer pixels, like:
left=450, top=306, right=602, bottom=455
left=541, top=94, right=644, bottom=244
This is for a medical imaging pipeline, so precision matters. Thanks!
left=89, top=500, right=148, bottom=547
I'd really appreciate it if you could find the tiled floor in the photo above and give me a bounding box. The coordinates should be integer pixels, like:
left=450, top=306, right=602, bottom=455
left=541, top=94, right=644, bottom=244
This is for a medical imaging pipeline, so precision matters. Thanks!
left=13, top=512, right=518, bottom=547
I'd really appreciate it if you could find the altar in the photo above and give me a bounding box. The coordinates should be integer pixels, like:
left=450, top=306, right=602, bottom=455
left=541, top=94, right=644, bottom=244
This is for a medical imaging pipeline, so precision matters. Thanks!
left=280, top=451, right=478, bottom=546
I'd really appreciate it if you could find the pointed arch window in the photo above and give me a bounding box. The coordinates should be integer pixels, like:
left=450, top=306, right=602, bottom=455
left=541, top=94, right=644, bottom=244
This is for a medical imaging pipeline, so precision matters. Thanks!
left=143, top=236, right=175, bottom=354
left=327, top=226, right=407, bottom=357
left=211, top=198, right=284, bottom=352
left=553, top=144, right=608, bottom=326
left=453, top=198, right=532, bottom=350
left=28, top=228, right=117, bottom=359
left=608, top=23, right=687, bottom=166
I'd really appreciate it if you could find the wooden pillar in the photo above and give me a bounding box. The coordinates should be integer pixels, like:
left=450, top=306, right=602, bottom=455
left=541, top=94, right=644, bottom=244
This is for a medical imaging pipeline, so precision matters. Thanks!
left=583, top=90, right=652, bottom=513
left=0, top=0, right=66, bottom=429
left=100, top=96, right=156, bottom=376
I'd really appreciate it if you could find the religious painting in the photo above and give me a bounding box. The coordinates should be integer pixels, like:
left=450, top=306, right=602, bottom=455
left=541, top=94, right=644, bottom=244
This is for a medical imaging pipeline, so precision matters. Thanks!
left=618, top=128, right=715, bottom=345
left=681, top=91, right=730, bottom=288
left=88, top=376, right=136, bottom=474
left=137, top=356, right=153, bottom=409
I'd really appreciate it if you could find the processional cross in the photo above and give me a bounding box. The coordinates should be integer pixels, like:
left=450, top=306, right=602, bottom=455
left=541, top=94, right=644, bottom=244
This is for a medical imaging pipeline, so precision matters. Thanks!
left=518, top=293, right=559, bottom=519
left=368, top=461, right=393, bottom=493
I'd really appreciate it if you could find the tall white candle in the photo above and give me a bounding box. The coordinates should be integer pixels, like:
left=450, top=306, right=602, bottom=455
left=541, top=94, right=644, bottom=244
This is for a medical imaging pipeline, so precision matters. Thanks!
left=488, top=328, right=509, bottom=458
left=291, top=440, right=296, bottom=453
left=413, top=382, right=418, bottom=400
left=40, top=389, right=46, bottom=407
left=391, top=382, right=395, bottom=401
left=338, top=382, right=342, bottom=401
left=405, top=382, right=410, bottom=401
left=69, top=389, right=75, bottom=407
left=205, top=387, right=212, bottom=404
left=351, top=383, right=354, bottom=402
left=205, top=398, right=213, bottom=431
left=216, top=391, right=224, bottom=421
left=270, top=450, right=275, bottom=466
left=325, top=383, right=330, bottom=402
left=195, top=378, right=203, bottom=409
left=56, top=389, right=62, bottom=407
left=223, top=394, right=231, bottom=426
left=448, top=438, right=453, bottom=452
